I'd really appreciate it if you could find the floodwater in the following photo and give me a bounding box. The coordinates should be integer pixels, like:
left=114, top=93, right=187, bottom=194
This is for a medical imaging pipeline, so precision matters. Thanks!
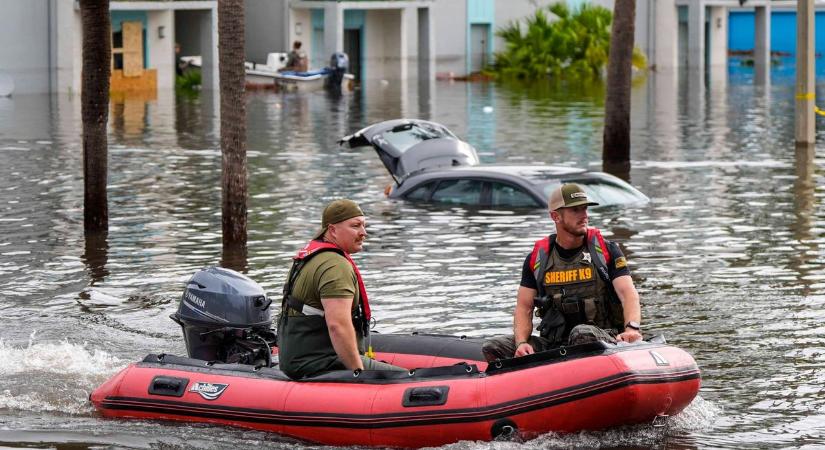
left=0, top=65, right=823, bottom=449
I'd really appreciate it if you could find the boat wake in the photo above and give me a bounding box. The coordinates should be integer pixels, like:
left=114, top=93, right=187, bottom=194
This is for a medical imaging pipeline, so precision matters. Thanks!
left=425, top=396, right=720, bottom=450
left=0, top=333, right=125, bottom=414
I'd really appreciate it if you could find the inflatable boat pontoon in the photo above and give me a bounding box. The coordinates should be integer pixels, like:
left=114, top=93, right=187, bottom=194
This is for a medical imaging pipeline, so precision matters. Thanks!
left=90, top=268, right=700, bottom=447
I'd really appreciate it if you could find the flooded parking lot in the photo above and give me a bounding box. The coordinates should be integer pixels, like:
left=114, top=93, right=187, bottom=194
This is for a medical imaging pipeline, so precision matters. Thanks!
left=0, top=69, right=823, bottom=448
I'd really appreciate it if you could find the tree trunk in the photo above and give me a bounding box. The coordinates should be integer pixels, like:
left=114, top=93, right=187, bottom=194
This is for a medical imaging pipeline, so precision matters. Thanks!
left=83, top=231, right=110, bottom=285
left=80, top=0, right=111, bottom=232
left=602, top=0, right=636, bottom=179
left=218, top=0, right=248, bottom=256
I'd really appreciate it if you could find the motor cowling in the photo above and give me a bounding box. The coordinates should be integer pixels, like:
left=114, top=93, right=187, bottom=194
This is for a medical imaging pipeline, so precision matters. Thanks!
left=171, top=267, right=276, bottom=366
left=326, top=52, right=350, bottom=92
left=329, top=52, right=349, bottom=72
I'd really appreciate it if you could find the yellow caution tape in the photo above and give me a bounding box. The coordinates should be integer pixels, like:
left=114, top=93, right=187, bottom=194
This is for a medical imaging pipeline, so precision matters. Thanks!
left=795, top=92, right=825, bottom=116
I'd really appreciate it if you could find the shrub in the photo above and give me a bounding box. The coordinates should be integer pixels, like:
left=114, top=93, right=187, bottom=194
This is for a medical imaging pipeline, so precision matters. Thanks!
left=175, top=68, right=202, bottom=91
left=489, top=2, right=646, bottom=80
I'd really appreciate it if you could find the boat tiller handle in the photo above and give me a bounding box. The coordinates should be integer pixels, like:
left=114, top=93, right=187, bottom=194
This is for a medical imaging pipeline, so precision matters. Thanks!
left=149, top=376, right=189, bottom=397
left=402, top=386, right=449, bottom=407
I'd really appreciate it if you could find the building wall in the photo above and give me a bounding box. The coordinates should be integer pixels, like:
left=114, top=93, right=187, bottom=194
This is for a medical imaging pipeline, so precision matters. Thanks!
left=432, top=0, right=592, bottom=77
left=403, top=6, right=419, bottom=72
left=252, top=1, right=567, bottom=79
left=493, top=0, right=556, bottom=53
left=308, top=8, right=323, bottom=68
left=364, top=9, right=405, bottom=80
left=0, top=0, right=51, bottom=94
left=148, top=10, right=175, bottom=90
left=431, top=0, right=467, bottom=76
left=54, top=0, right=82, bottom=94
left=245, top=0, right=287, bottom=64
left=0, top=0, right=215, bottom=94
left=651, top=0, right=678, bottom=70
left=708, top=6, right=728, bottom=67
left=729, top=10, right=825, bottom=56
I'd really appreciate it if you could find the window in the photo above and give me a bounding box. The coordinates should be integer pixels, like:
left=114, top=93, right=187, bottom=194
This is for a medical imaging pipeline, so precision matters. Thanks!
left=490, top=182, right=538, bottom=207
left=111, top=21, right=145, bottom=75
left=404, top=181, right=436, bottom=201
left=431, top=179, right=482, bottom=205
left=380, top=123, right=455, bottom=153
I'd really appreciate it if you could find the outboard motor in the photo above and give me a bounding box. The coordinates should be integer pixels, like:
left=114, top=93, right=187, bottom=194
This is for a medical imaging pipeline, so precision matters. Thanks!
left=326, top=52, right=349, bottom=91
left=171, top=267, right=276, bottom=367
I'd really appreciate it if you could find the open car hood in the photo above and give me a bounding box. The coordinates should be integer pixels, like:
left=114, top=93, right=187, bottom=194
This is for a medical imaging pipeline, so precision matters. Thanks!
left=339, top=119, right=480, bottom=184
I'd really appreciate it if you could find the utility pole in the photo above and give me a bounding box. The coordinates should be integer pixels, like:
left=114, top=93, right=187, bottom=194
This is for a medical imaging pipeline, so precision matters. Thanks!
left=796, top=0, right=815, bottom=144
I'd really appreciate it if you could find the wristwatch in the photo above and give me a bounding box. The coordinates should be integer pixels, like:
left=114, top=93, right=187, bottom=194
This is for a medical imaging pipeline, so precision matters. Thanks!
left=625, top=321, right=641, bottom=331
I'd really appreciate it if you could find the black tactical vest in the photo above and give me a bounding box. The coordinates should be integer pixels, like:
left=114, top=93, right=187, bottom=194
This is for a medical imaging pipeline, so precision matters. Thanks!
left=533, top=236, right=624, bottom=339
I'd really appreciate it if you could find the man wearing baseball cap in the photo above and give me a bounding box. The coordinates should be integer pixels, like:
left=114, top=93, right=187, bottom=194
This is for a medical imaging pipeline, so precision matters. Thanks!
left=483, top=183, right=643, bottom=361
left=278, top=199, right=404, bottom=379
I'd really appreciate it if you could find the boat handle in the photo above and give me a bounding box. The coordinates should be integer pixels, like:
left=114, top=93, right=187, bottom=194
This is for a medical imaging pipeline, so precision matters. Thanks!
left=148, top=376, right=189, bottom=397
left=402, top=386, right=449, bottom=407
left=652, top=414, right=670, bottom=428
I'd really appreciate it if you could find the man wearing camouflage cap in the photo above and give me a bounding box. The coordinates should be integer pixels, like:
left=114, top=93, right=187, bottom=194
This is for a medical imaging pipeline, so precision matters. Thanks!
left=278, top=199, right=404, bottom=378
left=483, top=183, right=642, bottom=361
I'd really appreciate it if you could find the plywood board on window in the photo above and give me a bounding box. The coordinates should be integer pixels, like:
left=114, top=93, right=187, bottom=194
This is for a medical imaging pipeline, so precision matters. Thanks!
left=110, top=69, right=156, bottom=93
left=122, top=21, right=144, bottom=77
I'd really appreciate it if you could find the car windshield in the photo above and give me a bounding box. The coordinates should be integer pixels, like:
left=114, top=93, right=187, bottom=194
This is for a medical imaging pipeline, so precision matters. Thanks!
left=379, top=123, right=455, bottom=153
left=541, top=179, right=648, bottom=207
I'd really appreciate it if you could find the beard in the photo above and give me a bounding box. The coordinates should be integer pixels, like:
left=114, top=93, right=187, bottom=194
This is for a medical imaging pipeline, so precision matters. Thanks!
left=560, top=219, right=587, bottom=237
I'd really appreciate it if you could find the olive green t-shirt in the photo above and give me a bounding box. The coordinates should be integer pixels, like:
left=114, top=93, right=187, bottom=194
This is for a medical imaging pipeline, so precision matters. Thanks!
left=288, top=251, right=360, bottom=314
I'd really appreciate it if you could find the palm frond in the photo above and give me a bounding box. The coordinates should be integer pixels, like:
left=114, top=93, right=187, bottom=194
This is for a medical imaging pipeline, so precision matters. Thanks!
left=490, top=1, right=643, bottom=80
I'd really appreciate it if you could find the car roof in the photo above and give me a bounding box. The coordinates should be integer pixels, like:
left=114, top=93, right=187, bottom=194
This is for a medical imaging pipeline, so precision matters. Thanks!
left=395, top=165, right=649, bottom=209
left=404, top=164, right=588, bottom=182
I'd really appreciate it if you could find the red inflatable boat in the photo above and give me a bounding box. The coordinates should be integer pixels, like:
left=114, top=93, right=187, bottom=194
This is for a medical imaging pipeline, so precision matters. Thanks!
left=91, top=333, right=700, bottom=448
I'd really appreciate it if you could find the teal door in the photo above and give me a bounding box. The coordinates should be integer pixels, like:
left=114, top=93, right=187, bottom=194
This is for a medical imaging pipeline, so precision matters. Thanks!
left=470, top=24, right=490, bottom=72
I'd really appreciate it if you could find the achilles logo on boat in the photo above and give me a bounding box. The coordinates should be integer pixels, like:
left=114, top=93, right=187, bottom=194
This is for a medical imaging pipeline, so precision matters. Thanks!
left=189, top=382, right=229, bottom=400
left=649, top=351, right=669, bottom=366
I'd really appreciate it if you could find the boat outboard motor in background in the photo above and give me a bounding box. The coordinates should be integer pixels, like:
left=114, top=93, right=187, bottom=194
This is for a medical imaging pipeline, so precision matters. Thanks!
left=171, top=267, right=276, bottom=367
left=325, top=52, right=349, bottom=92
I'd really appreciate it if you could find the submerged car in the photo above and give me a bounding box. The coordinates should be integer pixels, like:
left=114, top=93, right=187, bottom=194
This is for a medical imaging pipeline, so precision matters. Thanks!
left=339, top=119, right=649, bottom=209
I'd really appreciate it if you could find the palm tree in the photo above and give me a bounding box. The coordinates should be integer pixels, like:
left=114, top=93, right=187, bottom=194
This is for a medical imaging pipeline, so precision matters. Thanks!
left=80, top=0, right=111, bottom=232
left=602, top=0, right=635, bottom=178
left=218, top=0, right=248, bottom=267
left=491, top=3, right=613, bottom=80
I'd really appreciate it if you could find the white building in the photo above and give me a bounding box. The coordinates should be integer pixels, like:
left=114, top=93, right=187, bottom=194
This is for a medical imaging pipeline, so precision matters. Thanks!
left=244, top=0, right=572, bottom=81
left=4, top=0, right=784, bottom=95
left=0, top=0, right=218, bottom=95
